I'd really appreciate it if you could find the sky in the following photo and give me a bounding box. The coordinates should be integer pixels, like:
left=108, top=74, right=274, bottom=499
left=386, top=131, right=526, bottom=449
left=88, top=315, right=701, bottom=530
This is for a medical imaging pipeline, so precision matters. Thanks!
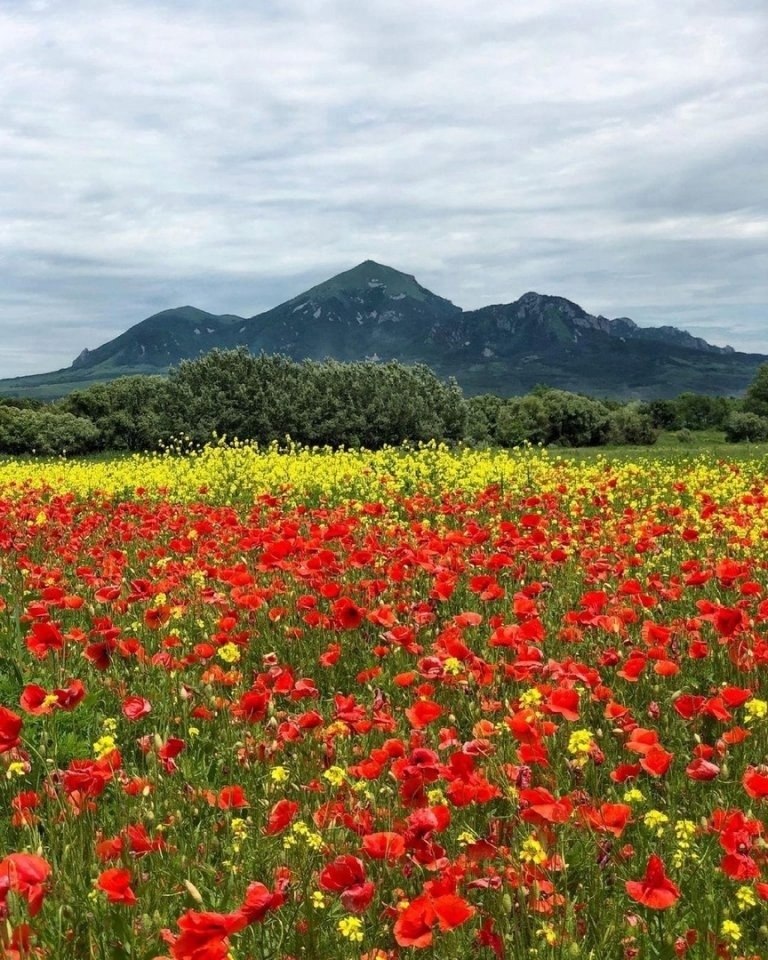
left=1, top=0, right=766, bottom=378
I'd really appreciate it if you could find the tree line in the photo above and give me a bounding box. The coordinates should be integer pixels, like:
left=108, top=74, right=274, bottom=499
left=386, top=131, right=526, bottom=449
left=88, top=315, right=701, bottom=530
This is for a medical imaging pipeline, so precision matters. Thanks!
left=2, top=350, right=768, bottom=455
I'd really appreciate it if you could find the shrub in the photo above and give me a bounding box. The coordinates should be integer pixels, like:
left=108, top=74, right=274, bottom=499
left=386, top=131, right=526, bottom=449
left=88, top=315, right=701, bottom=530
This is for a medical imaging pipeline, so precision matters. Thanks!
left=0, top=407, right=100, bottom=455
left=724, top=412, right=768, bottom=443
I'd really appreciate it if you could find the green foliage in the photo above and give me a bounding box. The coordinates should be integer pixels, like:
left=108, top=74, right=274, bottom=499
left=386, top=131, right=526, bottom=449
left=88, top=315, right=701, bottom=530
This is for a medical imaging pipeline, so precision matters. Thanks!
left=640, top=398, right=680, bottom=430
left=743, top=364, right=768, bottom=418
left=673, top=392, right=732, bottom=430
left=0, top=406, right=100, bottom=455
left=724, top=412, right=768, bottom=443
left=607, top=403, right=659, bottom=445
left=7, top=347, right=764, bottom=454
left=162, top=350, right=466, bottom=449
left=0, top=396, right=45, bottom=410
left=61, top=376, right=171, bottom=451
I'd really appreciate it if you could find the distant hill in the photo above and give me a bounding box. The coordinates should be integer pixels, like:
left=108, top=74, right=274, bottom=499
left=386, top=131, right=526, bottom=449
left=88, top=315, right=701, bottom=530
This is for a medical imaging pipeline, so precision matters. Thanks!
left=1, top=260, right=765, bottom=400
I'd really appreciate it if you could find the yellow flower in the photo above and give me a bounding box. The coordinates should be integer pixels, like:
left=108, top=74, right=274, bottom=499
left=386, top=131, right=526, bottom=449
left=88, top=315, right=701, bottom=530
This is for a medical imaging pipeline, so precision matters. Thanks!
left=218, top=642, right=241, bottom=664
left=443, top=657, right=462, bottom=676
left=92, top=735, right=117, bottom=760
left=643, top=810, right=669, bottom=836
left=623, top=788, right=645, bottom=805
left=736, top=885, right=756, bottom=910
left=720, top=919, right=741, bottom=943
left=270, top=766, right=289, bottom=784
left=520, top=834, right=547, bottom=865
left=537, top=923, right=557, bottom=946
left=323, top=766, right=347, bottom=787
left=230, top=818, right=248, bottom=841
left=567, top=729, right=593, bottom=755
left=744, top=698, right=767, bottom=723
left=519, top=688, right=543, bottom=709
left=5, top=761, right=26, bottom=779
left=338, top=916, right=364, bottom=943
left=674, top=819, right=696, bottom=841
left=311, top=891, right=326, bottom=910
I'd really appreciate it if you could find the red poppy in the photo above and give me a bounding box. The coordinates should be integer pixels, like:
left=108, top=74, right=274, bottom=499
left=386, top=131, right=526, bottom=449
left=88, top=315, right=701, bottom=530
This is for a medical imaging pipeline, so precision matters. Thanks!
left=332, top=597, right=365, bottom=629
left=545, top=688, right=580, bottom=721
left=686, top=758, right=720, bottom=781
left=579, top=803, right=632, bottom=837
left=640, top=746, right=674, bottom=777
left=97, top=868, right=137, bottom=905
left=0, top=854, right=51, bottom=917
left=19, top=685, right=55, bottom=716
left=361, top=832, right=406, bottom=862
left=122, top=695, right=152, bottom=721
left=432, top=894, right=475, bottom=931
left=238, top=881, right=285, bottom=923
left=0, top=707, right=23, bottom=752
left=743, top=767, right=768, bottom=799
left=215, top=786, right=248, bottom=809
left=170, top=909, right=247, bottom=960
left=265, top=798, right=298, bottom=835
left=394, top=895, right=435, bottom=948
left=405, top=699, right=443, bottom=729
left=25, top=621, right=64, bottom=659
left=625, top=855, right=680, bottom=910
left=318, top=855, right=374, bottom=913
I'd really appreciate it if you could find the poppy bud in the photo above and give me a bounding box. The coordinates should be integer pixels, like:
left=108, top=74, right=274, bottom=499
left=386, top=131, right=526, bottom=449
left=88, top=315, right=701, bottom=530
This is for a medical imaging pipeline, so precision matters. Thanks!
left=184, top=879, right=204, bottom=904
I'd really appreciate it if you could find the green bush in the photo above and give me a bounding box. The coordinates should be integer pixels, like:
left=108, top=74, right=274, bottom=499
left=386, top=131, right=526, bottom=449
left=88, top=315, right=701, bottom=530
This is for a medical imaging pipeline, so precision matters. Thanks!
left=724, top=412, right=768, bottom=443
left=0, top=407, right=100, bottom=455
left=607, top=404, right=658, bottom=445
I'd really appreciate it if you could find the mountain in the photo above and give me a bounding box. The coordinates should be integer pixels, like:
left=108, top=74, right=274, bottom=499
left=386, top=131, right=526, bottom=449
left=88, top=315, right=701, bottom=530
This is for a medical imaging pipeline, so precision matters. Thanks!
left=223, top=260, right=462, bottom=361
left=0, top=261, right=764, bottom=400
left=72, top=306, right=245, bottom=372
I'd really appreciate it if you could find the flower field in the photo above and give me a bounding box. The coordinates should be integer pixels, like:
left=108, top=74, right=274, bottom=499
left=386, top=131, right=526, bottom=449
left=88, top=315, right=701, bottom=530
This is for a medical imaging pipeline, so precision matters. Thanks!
left=3, top=443, right=768, bottom=959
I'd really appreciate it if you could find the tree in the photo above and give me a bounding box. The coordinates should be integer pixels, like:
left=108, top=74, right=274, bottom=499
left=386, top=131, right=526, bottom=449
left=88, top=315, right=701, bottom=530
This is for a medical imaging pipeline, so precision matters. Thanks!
left=743, top=364, right=768, bottom=419
left=724, top=412, right=768, bottom=443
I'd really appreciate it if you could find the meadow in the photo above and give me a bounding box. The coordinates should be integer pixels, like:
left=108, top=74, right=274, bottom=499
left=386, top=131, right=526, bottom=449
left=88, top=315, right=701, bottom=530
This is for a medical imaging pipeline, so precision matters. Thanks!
left=2, top=442, right=768, bottom=959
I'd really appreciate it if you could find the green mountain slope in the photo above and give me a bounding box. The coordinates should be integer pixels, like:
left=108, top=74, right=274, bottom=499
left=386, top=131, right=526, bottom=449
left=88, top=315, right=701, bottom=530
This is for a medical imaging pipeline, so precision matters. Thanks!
left=0, top=263, right=764, bottom=401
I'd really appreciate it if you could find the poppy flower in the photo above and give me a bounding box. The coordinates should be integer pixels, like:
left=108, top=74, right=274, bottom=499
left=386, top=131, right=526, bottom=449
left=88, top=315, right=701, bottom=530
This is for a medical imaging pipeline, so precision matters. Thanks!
left=238, top=881, right=285, bottom=923
left=432, top=894, right=475, bottom=931
left=97, top=868, right=137, bottom=905
left=25, top=621, right=64, bottom=659
left=215, top=786, right=248, bottom=809
left=0, top=854, right=51, bottom=917
left=361, top=832, right=406, bottom=862
left=405, top=699, right=443, bottom=729
left=19, top=685, right=55, bottom=716
left=170, top=909, right=247, bottom=960
left=640, top=746, right=674, bottom=777
left=394, top=895, right=435, bottom=948
left=743, top=767, right=768, bottom=799
left=265, top=798, right=298, bottom=835
left=685, top=758, right=719, bottom=781
left=122, top=696, right=152, bottom=721
left=318, top=855, right=374, bottom=913
left=625, top=854, right=680, bottom=910
left=0, top=707, right=23, bottom=752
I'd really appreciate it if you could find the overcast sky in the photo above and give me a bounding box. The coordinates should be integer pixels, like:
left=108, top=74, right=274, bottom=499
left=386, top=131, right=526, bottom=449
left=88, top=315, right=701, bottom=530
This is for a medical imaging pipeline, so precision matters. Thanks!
left=1, top=0, right=766, bottom=377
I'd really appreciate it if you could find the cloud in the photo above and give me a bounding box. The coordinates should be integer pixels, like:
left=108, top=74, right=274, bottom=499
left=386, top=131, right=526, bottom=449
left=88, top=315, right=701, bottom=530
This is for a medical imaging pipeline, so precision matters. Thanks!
left=0, top=0, right=766, bottom=376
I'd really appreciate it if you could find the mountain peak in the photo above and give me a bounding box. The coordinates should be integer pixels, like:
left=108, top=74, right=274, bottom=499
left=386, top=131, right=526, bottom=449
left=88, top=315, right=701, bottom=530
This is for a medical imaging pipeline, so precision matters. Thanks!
left=291, top=261, right=456, bottom=309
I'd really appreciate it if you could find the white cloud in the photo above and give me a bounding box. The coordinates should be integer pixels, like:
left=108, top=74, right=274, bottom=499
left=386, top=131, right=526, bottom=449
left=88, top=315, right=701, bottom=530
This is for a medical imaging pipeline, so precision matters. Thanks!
left=0, top=0, right=766, bottom=375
